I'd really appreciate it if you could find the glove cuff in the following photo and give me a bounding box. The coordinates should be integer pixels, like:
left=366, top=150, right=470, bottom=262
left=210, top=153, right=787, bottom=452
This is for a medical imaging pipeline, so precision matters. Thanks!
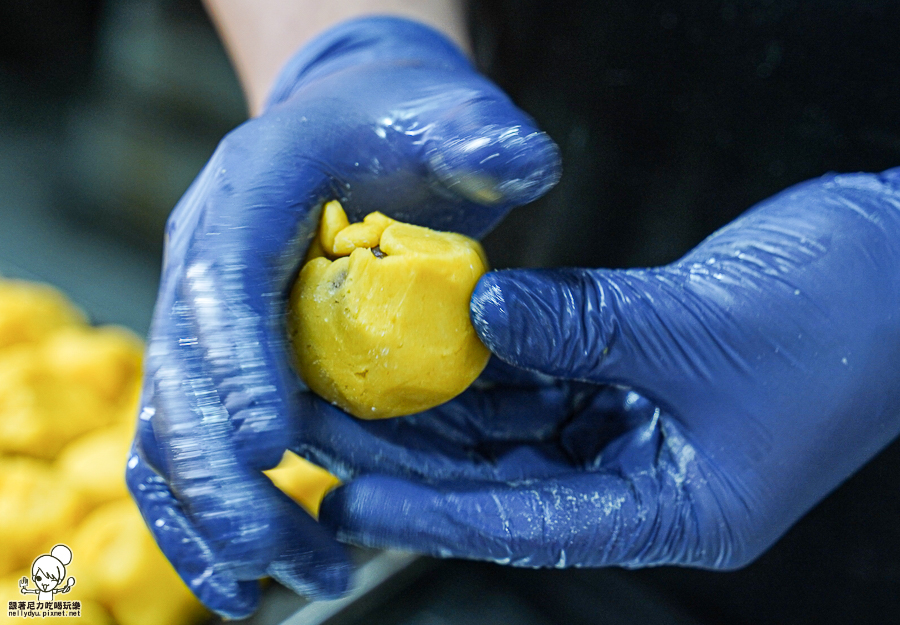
left=264, top=15, right=474, bottom=112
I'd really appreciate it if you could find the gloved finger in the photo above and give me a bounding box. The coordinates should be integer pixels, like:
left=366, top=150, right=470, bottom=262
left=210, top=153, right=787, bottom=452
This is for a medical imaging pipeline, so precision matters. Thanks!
left=261, top=16, right=561, bottom=238
left=318, top=470, right=719, bottom=569
left=125, top=443, right=261, bottom=619
left=319, top=416, right=755, bottom=569
left=167, top=113, right=347, bottom=301
left=133, top=372, right=168, bottom=476
left=470, top=267, right=714, bottom=407
left=146, top=349, right=351, bottom=600
left=294, top=383, right=579, bottom=483
left=423, top=93, right=561, bottom=221
left=165, top=151, right=337, bottom=469
left=470, top=267, right=636, bottom=383
left=281, top=69, right=560, bottom=237
left=469, top=170, right=900, bottom=407
left=175, top=259, right=306, bottom=471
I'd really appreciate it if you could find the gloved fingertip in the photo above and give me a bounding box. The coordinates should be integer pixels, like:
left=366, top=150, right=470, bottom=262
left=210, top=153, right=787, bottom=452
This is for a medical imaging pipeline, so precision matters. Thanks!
left=317, top=477, right=443, bottom=553
left=264, top=498, right=354, bottom=600
left=267, top=550, right=353, bottom=601
left=200, top=580, right=261, bottom=621
left=134, top=409, right=167, bottom=477
left=316, top=485, right=351, bottom=535
left=879, top=166, right=900, bottom=187
left=233, top=419, right=298, bottom=471
left=310, top=559, right=354, bottom=600
left=469, top=270, right=554, bottom=370
left=471, top=269, right=612, bottom=380
left=429, top=125, right=561, bottom=207
left=317, top=481, right=384, bottom=547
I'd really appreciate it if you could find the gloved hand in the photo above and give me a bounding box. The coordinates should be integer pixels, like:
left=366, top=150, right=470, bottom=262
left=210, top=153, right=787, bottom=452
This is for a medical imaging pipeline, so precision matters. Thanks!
left=125, top=16, right=560, bottom=619
left=313, top=169, right=900, bottom=570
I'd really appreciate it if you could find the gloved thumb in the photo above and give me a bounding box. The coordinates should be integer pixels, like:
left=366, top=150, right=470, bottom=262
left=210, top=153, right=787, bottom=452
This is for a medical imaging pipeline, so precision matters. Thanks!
left=470, top=267, right=694, bottom=393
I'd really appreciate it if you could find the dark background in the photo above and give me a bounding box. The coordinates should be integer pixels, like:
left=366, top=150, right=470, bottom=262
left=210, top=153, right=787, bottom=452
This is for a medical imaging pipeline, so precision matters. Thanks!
left=2, top=0, right=898, bottom=623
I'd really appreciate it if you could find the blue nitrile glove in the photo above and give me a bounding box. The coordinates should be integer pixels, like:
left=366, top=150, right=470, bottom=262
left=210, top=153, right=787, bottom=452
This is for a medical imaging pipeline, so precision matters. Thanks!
left=314, top=169, right=900, bottom=570
left=125, top=16, right=560, bottom=619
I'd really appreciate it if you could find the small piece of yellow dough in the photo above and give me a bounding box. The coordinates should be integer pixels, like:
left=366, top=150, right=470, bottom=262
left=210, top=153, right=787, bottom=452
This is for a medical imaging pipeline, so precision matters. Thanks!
left=363, top=211, right=396, bottom=232
left=330, top=211, right=396, bottom=256
left=288, top=201, right=490, bottom=419
left=332, top=222, right=384, bottom=256
left=319, top=199, right=350, bottom=254
left=265, top=451, right=340, bottom=517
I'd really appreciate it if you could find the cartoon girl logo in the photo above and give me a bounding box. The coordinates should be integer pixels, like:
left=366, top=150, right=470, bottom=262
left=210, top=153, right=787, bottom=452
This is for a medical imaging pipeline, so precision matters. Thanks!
left=19, top=544, right=75, bottom=602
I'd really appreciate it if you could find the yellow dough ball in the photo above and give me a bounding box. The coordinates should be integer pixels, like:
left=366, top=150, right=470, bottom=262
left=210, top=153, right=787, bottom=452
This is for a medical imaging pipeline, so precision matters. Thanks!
left=0, top=457, right=86, bottom=576
left=288, top=201, right=490, bottom=419
left=70, top=500, right=208, bottom=625
left=0, top=279, right=86, bottom=350
left=0, top=327, right=141, bottom=459
left=56, top=423, right=134, bottom=506
left=41, top=325, right=143, bottom=404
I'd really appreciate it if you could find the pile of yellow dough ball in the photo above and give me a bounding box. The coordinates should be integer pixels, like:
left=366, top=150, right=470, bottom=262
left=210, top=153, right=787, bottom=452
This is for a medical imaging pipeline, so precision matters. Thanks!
left=0, top=278, right=337, bottom=625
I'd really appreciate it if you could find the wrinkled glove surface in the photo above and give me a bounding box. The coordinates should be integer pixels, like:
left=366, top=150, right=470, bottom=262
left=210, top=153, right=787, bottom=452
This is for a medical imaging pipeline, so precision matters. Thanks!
left=314, top=169, right=900, bottom=571
left=126, top=16, right=560, bottom=619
